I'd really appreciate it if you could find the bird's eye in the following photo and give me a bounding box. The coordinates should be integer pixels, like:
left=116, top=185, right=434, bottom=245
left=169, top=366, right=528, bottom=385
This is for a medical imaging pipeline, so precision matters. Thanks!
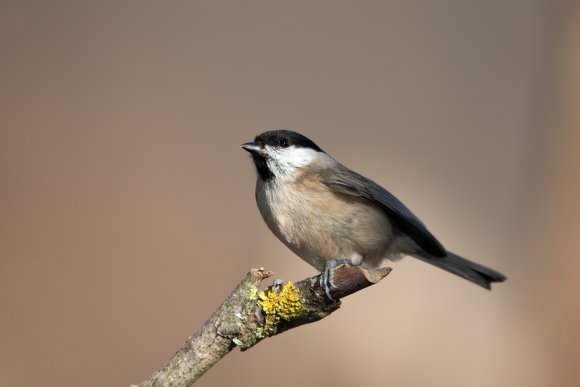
left=278, top=138, right=289, bottom=148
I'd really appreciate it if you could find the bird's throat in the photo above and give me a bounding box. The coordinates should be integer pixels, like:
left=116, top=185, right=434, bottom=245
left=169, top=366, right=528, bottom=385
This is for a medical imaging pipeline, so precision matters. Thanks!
left=252, top=154, right=274, bottom=181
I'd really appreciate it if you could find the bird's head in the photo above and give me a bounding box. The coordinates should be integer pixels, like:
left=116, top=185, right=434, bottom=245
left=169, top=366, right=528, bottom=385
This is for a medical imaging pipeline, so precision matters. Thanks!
left=241, top=130, right=325, bottom=182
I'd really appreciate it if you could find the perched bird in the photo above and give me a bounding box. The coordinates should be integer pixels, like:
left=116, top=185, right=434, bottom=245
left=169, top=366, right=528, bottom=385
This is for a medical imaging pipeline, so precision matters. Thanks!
left=241, top=130, right=505, bottom=298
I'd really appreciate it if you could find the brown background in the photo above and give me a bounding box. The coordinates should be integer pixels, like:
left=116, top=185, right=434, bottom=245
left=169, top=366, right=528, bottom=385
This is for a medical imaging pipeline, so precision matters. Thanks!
left=1, top=1, right=579, bottom=386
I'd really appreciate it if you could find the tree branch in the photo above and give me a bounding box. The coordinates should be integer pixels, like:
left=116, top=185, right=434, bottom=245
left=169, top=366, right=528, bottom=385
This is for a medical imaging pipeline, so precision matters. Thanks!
left=136, top=265, right=392, bottom=386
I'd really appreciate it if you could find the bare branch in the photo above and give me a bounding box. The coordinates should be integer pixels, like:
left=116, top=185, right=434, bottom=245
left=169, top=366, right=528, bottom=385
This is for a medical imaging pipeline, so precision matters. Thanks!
left=136, top=265, right=391, bottom=386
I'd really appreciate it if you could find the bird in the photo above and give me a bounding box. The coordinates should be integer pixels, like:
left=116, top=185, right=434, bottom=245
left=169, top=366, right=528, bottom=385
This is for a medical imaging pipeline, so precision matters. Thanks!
left=241, top=130, right=506, bottom=298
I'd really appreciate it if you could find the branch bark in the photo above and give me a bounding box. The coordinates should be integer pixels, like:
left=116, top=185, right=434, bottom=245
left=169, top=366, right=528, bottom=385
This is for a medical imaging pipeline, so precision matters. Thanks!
left=136, top=265, right=391, bottom=386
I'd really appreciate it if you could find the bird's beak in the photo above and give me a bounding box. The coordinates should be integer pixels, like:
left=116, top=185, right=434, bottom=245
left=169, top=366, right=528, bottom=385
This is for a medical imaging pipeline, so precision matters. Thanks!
left=241, top=141, right=264, bottom=155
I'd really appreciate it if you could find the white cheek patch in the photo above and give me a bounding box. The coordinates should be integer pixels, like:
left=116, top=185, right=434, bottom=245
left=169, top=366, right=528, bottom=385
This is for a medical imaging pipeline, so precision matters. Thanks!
left=280, top=146, right=318, bottom=167
left=265, top=145, right=318, bottom=178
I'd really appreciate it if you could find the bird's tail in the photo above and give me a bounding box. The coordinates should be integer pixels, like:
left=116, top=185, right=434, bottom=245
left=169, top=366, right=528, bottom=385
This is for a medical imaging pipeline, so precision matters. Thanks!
left=412, top=251, right=506, bottom=290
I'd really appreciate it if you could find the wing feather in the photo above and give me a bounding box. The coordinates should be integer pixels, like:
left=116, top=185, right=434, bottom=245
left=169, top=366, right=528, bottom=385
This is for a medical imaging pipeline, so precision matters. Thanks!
left=321, top=166, right=447, bottom=257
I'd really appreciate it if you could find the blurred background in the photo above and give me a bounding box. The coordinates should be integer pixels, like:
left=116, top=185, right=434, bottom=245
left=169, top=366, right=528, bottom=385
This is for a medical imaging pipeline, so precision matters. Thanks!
left=1, top=1, right=579, bottom=386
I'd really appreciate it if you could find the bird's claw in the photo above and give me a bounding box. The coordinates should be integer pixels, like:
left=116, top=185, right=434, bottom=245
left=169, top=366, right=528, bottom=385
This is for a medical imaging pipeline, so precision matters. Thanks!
left=319, top=259, right=352, bottom=300
left=272, top=278, right=286, bottom=287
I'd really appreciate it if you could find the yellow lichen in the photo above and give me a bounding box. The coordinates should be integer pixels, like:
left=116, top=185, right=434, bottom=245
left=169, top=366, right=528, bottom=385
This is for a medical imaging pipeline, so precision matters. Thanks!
left=257, top=281, right=304, bottom=337
left=248, top=287, right=258, bottom=300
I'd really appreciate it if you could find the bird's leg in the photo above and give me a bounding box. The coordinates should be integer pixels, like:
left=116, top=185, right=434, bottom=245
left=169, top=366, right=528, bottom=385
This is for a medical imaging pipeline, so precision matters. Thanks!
left=320, top=254, right=363, bottom=299
left=320, top=259, right=353, bottom=300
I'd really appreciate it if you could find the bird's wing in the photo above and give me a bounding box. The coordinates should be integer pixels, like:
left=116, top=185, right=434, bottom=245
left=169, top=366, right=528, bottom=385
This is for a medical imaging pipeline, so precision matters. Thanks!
left=320, top=166, right=447, bottom=257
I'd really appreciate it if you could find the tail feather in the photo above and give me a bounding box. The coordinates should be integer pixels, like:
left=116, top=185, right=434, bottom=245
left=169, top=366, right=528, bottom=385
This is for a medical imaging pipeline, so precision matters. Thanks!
left=413, top=251, right=506, bottom=290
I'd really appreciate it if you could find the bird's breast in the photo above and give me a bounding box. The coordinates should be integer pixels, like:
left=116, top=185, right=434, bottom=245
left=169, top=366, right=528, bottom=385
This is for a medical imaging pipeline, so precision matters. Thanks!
left=256, top=177, right=394, bottom=270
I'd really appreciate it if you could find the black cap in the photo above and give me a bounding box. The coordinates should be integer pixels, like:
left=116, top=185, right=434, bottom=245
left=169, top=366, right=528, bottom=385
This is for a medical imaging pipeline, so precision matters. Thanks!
left=254, top=130, right=324, bottom=152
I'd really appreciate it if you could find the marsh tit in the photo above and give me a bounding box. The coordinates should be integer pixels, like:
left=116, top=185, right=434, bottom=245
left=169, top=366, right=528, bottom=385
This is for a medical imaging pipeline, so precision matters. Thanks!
left=242, top=130, right=505, bottom=298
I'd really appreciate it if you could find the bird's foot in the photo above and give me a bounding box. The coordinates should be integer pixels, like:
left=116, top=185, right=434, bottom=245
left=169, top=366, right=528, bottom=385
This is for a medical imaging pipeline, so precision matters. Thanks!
left=272, top=278, right=287, bottom=288
left=320, top=259, right=353, bottom=300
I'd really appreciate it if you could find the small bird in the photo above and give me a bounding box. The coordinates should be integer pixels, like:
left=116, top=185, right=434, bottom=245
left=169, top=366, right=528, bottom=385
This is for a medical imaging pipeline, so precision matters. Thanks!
left=242, top=130, right=505, bottom=297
